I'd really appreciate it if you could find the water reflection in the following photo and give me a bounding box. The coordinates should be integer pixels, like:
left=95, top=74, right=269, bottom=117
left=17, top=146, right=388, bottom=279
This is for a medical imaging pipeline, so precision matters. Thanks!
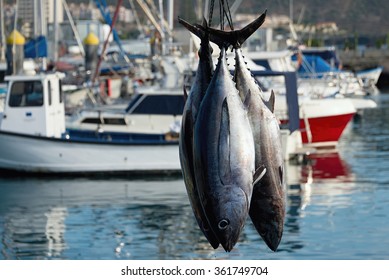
left=0, top=150, right=362, bottom=260
left=3, top=97, right=389, bottom=259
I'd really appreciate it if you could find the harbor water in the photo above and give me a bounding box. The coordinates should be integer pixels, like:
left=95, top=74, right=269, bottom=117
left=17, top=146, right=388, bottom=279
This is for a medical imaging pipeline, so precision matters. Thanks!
left=0, top=95, right=389, bottom=260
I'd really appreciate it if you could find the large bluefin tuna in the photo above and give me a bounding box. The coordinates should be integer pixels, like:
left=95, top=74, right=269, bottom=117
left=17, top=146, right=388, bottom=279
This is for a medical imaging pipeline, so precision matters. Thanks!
left=178, top=17, right=220, bottom=249
left=202, top=11, right=286, bottom=251
left=235, top=53, right=286, bottom=252
left=193, top=43, right=257, bottom=252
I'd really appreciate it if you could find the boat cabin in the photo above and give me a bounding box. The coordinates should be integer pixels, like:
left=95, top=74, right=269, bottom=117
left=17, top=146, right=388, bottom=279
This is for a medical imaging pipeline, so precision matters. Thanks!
left=65, top=87, right=185, bottom=141
left=0, top=72, right=66, bottom=137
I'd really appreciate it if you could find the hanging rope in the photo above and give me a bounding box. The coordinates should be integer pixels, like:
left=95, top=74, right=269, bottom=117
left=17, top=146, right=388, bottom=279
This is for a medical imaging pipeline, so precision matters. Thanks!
left=207, top=0, right=234, bottom=31
left=208, top=0, right=215, bottom=27
left=219, top=0, right=224, bottom=30
left=223, top=0, right=234, bottom=30
left=218, top=0, right=234, bottom=30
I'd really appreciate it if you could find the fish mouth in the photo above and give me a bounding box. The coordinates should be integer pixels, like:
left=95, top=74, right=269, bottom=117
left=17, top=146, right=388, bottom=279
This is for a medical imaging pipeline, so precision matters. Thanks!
left=261, top=227, right=283, bottom=251
left=221, top=240, right=234, bottom=252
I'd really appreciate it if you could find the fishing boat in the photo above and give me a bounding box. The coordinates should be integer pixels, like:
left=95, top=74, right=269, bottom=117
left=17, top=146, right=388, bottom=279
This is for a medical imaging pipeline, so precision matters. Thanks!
left=250, top=70, right=357, bottom=149
left=0, top=72, right=180, bottom=174
left=356, top=66, right=383, bottom=91
left=69, top=69, right=357, bottom=155
left=297, top=46, right=383, bottom=92
left=248, top=49, right=367, bottom=97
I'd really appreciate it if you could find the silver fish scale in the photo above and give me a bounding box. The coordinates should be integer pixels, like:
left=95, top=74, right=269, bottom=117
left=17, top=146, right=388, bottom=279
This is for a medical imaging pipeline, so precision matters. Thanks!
left=178, top=18, right=220, bottom=249
left=234, top=48, right=286, bottom=251
left=193, top=48, right=255, bottom=252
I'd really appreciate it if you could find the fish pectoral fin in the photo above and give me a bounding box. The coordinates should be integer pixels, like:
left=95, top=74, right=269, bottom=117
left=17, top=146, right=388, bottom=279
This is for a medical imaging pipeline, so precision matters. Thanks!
left=253, top=165, right=267, bottom=185
left=219, top=98, right=232, bottom=185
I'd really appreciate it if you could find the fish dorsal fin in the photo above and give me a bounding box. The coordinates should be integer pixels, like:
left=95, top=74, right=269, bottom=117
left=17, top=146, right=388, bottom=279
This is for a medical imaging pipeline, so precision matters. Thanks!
left=253, top=165, right=267, bottom=186
left=219, top=98, right=232, bottom=185
left=266, top=90, right=275, bottom=113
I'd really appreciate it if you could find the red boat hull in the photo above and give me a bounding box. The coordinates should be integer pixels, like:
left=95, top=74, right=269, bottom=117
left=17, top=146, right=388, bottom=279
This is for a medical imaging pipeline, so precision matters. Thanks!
left=299, top=113, right=355, bottom=147
left=280, top=112, right=355, bottom=148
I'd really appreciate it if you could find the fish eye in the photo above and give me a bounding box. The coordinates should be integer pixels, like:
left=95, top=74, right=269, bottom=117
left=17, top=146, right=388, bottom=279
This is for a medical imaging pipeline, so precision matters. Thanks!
left=218, top=219, right=230, bottom=230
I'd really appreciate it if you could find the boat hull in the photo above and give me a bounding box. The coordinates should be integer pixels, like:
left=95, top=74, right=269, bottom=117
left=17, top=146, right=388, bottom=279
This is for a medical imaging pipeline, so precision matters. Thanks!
left=0, top=131, right=180, bottom=174
left=277, top=97, right=356, bottom=148
left=299, top=112, right=354, bottom=148
left=356, top=66, right=383, bottom=86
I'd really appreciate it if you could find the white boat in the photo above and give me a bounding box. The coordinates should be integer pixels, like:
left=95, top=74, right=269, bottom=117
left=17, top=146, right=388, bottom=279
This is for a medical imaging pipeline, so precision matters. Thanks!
left=356, top=66, right=383, bottom=90
left=297, top=46, right=382, bottom=93
left=67, top=69, right=363, bottom=158
left=250, top=70, right=356, bottom=150
left=65, top=86, right=184, bottom=138
left=246, top=49, right=368, bottom=97
left=0, top=72, right=180, bottom=174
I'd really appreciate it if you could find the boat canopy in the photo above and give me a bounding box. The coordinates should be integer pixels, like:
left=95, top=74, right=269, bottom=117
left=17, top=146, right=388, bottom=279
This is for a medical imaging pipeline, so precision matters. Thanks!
left=293, top=54, right=339, bottom=77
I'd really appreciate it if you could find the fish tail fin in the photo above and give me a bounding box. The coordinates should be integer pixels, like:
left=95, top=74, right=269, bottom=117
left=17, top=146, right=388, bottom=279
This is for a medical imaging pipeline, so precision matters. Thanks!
left=201, top=11, right=267, bottom=48
left=178, top=16, right=205, bottom=39
left=235, top=10, right=267, bottom=47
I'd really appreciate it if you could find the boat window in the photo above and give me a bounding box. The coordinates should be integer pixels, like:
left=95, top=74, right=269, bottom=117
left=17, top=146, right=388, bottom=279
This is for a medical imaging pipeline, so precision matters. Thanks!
left=103, top=118, right=126, bottom=125
left=81, top=118, right=102, bottom=124
left=48, top=80, right=52, bottom=105
left=59, top=79, right=63, bottom=103
left=0, top=70, right=5, bottom=83
left=8, top=81, right=44, bottom=107
left=126, top=95, right=185, bottom=115
left=80, top=117, right=126, bottom=125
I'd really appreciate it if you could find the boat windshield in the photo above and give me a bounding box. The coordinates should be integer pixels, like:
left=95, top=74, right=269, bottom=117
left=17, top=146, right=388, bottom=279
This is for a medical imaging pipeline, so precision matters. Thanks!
left=8, top=81, right=44, bottom=107
left=125, top=94, right=185, bottom=116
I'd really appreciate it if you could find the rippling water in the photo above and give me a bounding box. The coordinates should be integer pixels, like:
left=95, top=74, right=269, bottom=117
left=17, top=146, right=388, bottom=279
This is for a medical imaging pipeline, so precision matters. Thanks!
left=1, top=95, right=389, bottom=260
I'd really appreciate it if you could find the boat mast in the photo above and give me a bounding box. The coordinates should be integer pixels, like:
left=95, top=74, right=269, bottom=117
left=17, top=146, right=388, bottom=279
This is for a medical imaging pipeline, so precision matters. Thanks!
left=128, top=0, right=146, bottom=36
left=134, top=0, right=164, bottom=38
left=61, top=0, right=85, bottom=56
left=158, top=0, right=165, bottom=55
left=53, top=0, right=59, bottom=65
left=229, top=0, right=242, bottom=17
left=33, top=0, right=38, bottom=36
left=91, top=0, right=123, bottom=85
left=167, top=0, right=174, bottom=44
left=38, top=0, right=47, bottom=70
left=289, top=0, right=293, bottom=24
left=0, top=0, right=5, bottom=62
